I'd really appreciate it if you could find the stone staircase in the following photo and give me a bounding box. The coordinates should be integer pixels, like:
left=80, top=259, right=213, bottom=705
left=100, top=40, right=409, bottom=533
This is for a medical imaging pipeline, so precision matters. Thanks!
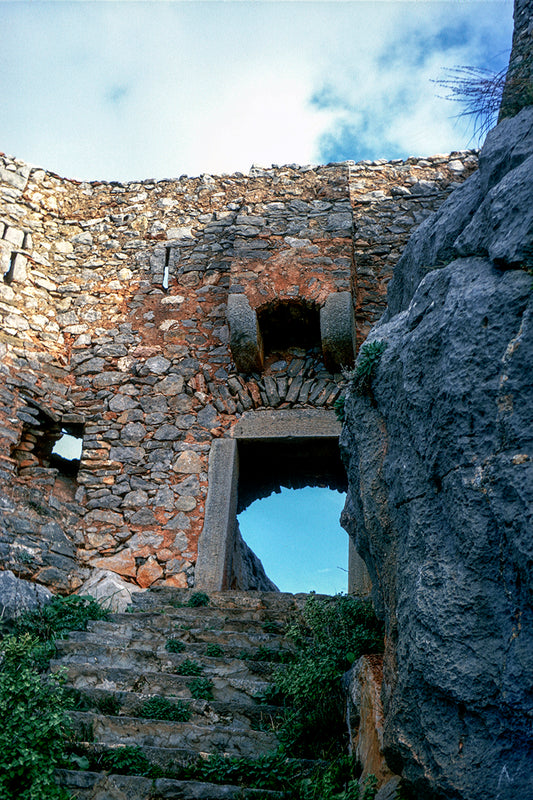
left=52, top=588, right=315, bottom=799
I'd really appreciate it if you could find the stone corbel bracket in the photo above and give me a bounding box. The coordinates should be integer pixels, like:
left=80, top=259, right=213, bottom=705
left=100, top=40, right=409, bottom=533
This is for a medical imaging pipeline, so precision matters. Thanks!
left=320, top=291, right=356, bottom=372
left=227, top=294, right=264, bottom=373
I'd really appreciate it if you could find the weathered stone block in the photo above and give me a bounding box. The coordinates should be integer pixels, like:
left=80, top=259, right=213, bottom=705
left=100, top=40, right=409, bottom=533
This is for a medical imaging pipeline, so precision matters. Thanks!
left=76, top=569, right=143, bottom=612
left=136, top=556, right=163, bottom=588
left=320, top=292, right=356, bottom=371
left=227, top=294, right=263, bottom=373
left=0, top=570, right=52, bottom=621
left=173, top=450, right=203, bottom=473
left=91, top=549, right=137, bottom=578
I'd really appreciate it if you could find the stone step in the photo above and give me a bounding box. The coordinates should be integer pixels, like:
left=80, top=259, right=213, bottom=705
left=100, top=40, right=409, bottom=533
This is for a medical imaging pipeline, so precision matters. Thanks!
left=69, top=740, right=315, bottom=778
left=79, top=625, right=291, bottom=652
left=129, top=587, right=308, bottom=614
left=125, top=602, right=294, bottom=625
left=65, top=628, right=294, bottom=659
left=70, top=711, right=279, bottom=756
left=52, top=588, right=320, bottom=796
left=53, top=642, right=280, bottom=681
left=57, top=769, right=284, bottom=799
left=69, top=686, right=284, bottom=729
left=54, top=663, right=275, bottom=703
left=96, top=609, right=293, bottom=635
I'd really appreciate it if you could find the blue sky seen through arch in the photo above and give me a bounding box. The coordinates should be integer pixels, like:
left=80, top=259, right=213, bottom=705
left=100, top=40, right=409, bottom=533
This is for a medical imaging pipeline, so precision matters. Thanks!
left=238, top=486, right=348, bottom=595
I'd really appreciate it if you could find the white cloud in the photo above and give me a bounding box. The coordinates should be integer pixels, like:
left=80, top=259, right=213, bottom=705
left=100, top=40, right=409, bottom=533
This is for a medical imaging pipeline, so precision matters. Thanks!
left=308, top=1, right=513, bottom=160
left=0, top=1, right=513, bottom=180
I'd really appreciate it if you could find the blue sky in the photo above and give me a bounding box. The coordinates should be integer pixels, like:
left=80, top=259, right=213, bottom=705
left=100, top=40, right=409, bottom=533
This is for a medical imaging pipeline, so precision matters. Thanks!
left=238, top=487, right=348, bottom=594
left=0, top=1, right=513, bottom=181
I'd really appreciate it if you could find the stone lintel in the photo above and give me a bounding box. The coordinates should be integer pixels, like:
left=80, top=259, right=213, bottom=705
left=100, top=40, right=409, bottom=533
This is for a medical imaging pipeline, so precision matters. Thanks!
left=233, top=409, right=341, bottom=440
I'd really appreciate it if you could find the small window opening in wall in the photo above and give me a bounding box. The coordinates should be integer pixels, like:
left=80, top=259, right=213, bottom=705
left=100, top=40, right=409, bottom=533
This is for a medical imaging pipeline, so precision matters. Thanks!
left=12, top=400, right=84, bottom=479
left=50, top=429, right=83, bottom=477
left=257, top=299, right=321, bottom=357
left=163, top=246, right=171, bottom=291
left=236, top=437, right=348, bottom=594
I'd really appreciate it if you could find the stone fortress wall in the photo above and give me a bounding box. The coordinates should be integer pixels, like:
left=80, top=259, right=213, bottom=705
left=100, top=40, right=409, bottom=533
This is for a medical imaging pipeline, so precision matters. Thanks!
left=0, top=150, right=477, bottom=594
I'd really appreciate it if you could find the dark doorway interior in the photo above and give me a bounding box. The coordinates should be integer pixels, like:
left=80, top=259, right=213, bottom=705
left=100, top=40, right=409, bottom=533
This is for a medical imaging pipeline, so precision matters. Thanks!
left=257, top=299, right=321, bottom=357
left=237, top=437, right=347, bottom=513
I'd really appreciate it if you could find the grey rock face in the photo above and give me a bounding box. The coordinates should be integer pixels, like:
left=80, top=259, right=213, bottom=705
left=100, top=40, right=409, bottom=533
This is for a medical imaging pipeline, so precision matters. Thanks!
left=455, top=154, right=533, bottom=267
left=0, top=570, right=53, bottom=621
left=229, top=523, right=279, bottom=592
left=341, top=108, right=533, bottom=799
left=479, top=104, right=533, bottom=194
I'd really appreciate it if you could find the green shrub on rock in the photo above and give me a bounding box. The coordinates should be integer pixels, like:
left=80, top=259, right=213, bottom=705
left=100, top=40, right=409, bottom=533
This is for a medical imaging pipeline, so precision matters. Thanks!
left=272, top=594, right=384, bottom=758
left=0, top=594, right=109, bottom=799
left=9, top=594, right=109, bottom=642
left=352, top=340, right=387, bottom=397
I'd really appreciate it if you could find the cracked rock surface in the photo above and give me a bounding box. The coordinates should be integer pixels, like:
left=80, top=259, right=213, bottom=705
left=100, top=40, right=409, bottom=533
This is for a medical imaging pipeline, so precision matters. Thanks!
left=341, top=108, right=533, bottom=800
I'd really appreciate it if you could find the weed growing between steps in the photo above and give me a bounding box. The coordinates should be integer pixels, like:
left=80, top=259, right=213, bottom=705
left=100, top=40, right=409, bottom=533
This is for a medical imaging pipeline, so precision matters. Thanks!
left=182, top=752, right=379, bottom=799
left=0, top=595, right=109, bottom=800
left=262, top=620, right=284, bottom=634
left=187, top=591, right=210, bottom=607
left=95, top=694, right=122, bottom=716
left=240, top=645, right=297, bottom=663
left=98, top=745, right=154, bottom=777
left=176, top=658, right=204, bottom=675
left=206, top=642, right=224, bottom=656
left=187, top=676, right=214, bottom=699
left=165, top=591, right=211, bottom=609
left=298, top=759, right=378, bottom=800
left=165, top=636, right=186, bottom=653
left=65, top=689, right=122, bottom=716
left=69, top=745, right=378, bottom=799
left=267, top=594, right=384, bottom=759
left=138, top=696, right=192, bottom=722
